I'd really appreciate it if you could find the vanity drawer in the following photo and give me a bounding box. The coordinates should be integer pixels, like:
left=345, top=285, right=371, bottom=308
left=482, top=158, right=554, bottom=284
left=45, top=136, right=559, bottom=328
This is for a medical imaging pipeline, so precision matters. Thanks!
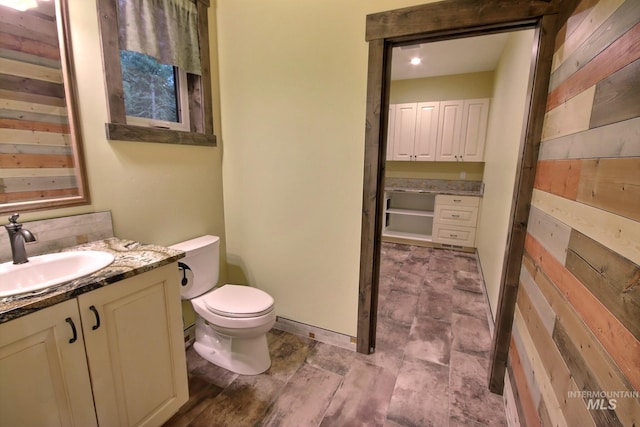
left=435, top=195, right=480, bottom=207
left=433, top=224, right=476, bottom=247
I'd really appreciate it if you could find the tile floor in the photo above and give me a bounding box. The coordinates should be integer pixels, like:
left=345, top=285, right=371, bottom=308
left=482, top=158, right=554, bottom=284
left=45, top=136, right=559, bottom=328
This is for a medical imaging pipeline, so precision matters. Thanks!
left=163, top=242, right=508, bottom=427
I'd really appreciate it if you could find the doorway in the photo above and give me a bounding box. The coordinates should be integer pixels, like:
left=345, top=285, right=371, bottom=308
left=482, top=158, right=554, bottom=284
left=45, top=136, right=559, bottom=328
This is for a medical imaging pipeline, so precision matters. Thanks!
left=357, top=1, right=565, bottom=393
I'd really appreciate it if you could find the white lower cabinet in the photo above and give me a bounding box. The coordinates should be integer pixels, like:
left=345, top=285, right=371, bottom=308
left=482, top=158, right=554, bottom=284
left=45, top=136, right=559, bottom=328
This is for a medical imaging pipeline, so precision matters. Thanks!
left=433, top=195, right=481, bottom=247
left=0, top=263, right=188, bottom=427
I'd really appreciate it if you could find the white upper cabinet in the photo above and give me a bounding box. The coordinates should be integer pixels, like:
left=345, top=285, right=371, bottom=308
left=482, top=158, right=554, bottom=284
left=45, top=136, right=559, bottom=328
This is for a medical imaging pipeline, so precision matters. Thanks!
left=459, top=98, right=489, bottom=162
left=389, top=98, right=489, bottom=162
left=435, top=100, right=464, bottom=161
left=386, top=104, right=396, bottom=161
left=391, top=103, right=418, bottom=160
left=414, top=102, right=440, bottom=161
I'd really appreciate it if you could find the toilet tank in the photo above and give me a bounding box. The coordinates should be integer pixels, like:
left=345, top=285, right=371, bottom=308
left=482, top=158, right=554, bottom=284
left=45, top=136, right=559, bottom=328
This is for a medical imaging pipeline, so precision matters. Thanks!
left=169, top=235, right=220, bottom=299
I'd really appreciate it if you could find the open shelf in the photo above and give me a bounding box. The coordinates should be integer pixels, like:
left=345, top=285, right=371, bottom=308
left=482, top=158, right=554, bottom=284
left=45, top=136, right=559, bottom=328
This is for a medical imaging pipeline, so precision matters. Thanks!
left=383, top=191, right=436, bottom=242
left=386, top=208, right=435, bottom=217
left=383, top=229, right=433, bottom=242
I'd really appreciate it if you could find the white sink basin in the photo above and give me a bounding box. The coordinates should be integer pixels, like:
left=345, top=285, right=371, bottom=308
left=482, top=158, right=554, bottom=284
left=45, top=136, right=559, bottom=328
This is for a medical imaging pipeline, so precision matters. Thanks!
left=0, top=251, right=115, bottom=298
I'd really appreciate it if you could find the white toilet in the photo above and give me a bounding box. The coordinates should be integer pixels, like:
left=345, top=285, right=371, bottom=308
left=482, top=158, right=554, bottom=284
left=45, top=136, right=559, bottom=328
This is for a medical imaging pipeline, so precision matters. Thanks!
left=170, top=235, right=275, bottom=375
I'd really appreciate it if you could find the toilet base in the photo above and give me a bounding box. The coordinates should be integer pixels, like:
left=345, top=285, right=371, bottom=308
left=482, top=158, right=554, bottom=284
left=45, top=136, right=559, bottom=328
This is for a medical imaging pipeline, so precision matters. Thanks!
left=193, top=318, right=272, bottom=375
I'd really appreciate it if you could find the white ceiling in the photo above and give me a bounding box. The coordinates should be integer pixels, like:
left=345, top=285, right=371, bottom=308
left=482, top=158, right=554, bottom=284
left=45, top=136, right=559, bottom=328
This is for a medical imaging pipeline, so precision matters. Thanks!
left=391, top=33, right=510, bottom=81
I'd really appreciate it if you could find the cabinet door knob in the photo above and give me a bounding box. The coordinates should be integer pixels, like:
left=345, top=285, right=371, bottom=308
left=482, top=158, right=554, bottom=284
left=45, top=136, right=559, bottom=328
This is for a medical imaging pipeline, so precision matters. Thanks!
left=89, top=305, right=101, bottom=330
left=65, top=317, right=78, bottom=343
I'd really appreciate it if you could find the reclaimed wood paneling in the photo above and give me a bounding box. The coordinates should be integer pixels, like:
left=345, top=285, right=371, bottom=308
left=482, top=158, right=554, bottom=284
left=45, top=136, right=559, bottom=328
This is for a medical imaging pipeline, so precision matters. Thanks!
left=547, top=22, right=640, bottom=110
left=532, top=189, right=640, bottom=265
left=523, top=251, right=640, bottom=427
left=552, top=321, right=623, bottom=427
left=533, top=159, right=581, bottom=199
left=527, top=206, right=572, bottom=263
left=553, top=0, right=598, bottom=52
left=511, top=314, right=542, bottom=410
left=525, top=233, right=640, bottom=390
left=538, top=116, right=640, bottom=160
left=590, top=58, right=640, bottom=128
left=550, top=0, right=634, bottom=86
left=519, top=265, right=556, bottom=334
left=513, top=307, right=569, bottom=427
left=517, top=284, right=596, bottom=427
left=541, top=86, right=594, bottom=141
left=508, top=335, right=540, bottom=427
left=566, top=229, right=640, bottom=339
left=576, top=157, right=640, bottom=221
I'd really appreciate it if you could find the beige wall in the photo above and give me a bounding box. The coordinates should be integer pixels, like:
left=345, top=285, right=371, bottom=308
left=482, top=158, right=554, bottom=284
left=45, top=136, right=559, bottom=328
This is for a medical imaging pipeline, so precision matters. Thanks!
left=217, top=0, right=438, bottom=336
left=475, top=29, right=535, bottom=318
left=18, top=0, right=228, bottom=280
left=385, top=161, right=485, bottom=181
left=390, top=71, right=494, bottom=103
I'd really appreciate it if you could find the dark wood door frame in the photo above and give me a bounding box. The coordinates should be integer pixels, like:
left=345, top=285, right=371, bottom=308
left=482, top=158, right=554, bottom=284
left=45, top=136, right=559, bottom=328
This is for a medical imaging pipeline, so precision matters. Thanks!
left=357, top=0, right=572, bottom=393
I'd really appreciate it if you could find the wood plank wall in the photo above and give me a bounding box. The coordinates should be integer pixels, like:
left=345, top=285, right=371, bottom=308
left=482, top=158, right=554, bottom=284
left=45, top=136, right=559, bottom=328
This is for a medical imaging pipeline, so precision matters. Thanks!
left=0, top=2, right=79, bottom=204
left=508, top=0, right=640, bottom=425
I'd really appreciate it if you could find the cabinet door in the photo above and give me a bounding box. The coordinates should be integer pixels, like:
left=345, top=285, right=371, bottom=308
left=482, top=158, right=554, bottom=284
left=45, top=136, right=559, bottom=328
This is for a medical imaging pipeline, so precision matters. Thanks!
left=392, top=103, right=417, bottom=161
left=460, top=98, right=489, bottom=161
left=436, top=100, right=464, bottom=161
left=0, top=300, right=97, bottom=427
left=414, top=102, right=440, bottom=161
left=78, top=264, right=188, bottom=427
left=386, top=104, right=396, bottom=161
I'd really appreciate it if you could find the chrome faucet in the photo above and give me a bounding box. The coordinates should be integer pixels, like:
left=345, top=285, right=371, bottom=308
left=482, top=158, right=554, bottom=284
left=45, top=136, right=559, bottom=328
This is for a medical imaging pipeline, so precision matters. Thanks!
left=4, top=214, right=36, bottom=264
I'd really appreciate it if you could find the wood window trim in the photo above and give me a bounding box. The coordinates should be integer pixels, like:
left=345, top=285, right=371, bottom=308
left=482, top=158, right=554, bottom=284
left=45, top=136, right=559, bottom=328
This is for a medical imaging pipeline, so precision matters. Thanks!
left=96, top=0, right=216, bottom=147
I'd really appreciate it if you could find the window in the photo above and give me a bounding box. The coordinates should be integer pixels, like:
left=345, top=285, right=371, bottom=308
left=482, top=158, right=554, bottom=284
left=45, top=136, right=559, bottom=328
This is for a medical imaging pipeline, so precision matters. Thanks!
left=120, top=50, right=190, bottom=131
left=96, top=0, right=216, bottom=146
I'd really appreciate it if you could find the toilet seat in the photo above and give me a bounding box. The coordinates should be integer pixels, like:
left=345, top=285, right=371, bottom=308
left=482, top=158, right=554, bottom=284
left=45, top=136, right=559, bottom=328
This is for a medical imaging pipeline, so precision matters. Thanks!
left=202, top=284, right=274, bottom=318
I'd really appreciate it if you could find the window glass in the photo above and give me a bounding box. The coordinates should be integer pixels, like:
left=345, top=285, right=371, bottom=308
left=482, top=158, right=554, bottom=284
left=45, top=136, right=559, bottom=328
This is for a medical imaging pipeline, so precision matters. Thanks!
left=120, top=50, right=187, bottom=127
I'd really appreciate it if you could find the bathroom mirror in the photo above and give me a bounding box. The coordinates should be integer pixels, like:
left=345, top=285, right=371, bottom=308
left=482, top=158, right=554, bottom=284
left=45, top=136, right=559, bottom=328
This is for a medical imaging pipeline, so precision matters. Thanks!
left=0, top=0, right=90, bottom=214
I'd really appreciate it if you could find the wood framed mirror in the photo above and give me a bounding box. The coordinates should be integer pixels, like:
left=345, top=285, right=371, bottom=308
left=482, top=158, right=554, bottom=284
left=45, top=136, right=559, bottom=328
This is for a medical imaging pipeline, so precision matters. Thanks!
left=0, top=0, right=90, bottom=214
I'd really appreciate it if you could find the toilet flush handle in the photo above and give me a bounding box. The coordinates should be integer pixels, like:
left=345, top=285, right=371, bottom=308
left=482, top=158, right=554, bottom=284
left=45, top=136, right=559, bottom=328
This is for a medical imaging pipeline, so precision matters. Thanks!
left=178, top=262, right=192, bottom=286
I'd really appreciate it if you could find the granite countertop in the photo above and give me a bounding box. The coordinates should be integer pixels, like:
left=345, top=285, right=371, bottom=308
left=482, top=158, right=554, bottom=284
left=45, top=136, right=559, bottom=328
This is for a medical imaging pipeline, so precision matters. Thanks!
left=384, top=178, right=484, bottom=196
left=0, top=237, right=185, bottom=324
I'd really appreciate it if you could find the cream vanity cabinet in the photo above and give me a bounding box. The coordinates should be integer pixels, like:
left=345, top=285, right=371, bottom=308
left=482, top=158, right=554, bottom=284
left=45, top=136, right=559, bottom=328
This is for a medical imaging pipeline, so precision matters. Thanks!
left=432, top=195, right=481, bottom=247
left=0, top=263, right=188, bottom=427
left=0, top=299, right=97, bottom=427
left=382, top=191, right=436, bottom=242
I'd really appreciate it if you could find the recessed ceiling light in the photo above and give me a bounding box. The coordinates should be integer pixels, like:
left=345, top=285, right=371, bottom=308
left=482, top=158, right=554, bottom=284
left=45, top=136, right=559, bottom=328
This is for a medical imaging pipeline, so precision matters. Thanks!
left=410, top=57, right=421, bottom=65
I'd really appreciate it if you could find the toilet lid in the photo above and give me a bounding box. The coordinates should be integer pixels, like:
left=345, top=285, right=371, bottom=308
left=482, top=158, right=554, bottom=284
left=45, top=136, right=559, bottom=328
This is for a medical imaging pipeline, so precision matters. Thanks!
left=203, top=284, right=274, bottom=318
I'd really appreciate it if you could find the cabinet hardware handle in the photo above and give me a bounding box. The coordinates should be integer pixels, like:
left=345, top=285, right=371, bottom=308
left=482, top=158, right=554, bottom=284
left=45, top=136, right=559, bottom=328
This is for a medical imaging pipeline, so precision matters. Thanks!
left=65, top=317, right=77, bottom=343
left=451, top=214, right=460, bottom=218
left=89, top=305, right=101, bottom=330
left=453, top=199, right=461, bottom=202
left=450, top=234, right=458, bottom=238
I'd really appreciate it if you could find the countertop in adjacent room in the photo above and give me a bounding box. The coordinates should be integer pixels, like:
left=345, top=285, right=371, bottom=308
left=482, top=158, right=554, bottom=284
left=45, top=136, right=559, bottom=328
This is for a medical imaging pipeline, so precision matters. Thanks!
left=0, top=238, right=184, bottom=324
left=384, top=178, right=484, bottom=196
